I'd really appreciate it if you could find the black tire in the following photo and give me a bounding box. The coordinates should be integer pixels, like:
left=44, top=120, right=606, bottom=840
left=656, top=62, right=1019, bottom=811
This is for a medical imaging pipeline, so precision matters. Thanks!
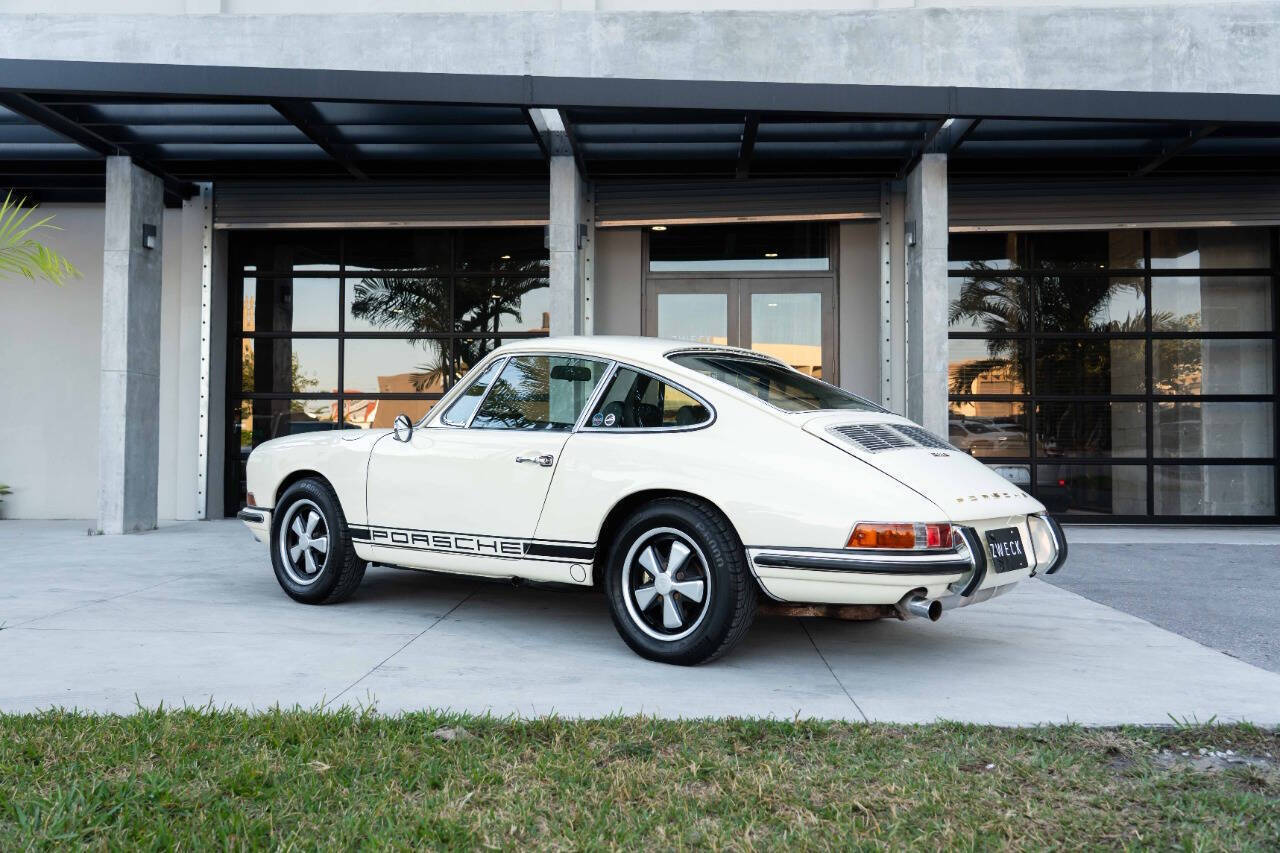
left=270, top=477, right=366, bottom=604
left=604, top=497, right=756, bottom=665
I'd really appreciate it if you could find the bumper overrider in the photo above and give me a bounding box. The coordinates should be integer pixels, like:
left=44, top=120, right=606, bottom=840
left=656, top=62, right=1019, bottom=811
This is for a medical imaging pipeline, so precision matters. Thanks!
left=746, top=514, right=1067, bottom=618
left=237, top=506, right=272, bottom=543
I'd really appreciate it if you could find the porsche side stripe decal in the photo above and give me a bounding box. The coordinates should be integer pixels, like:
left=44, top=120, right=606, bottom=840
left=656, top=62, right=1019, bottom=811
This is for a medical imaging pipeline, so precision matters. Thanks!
left=348, top=524, right=594, bottom=563
left=524, top=542, right=596, bottom=561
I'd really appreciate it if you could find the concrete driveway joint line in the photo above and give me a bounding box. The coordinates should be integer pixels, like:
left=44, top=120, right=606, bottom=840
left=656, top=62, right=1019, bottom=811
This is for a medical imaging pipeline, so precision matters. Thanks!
left=323, top=591, right=477, bottom=710
left=799, top=618, right=868, bottom=723
left=11, top=575, right=185, bottom=630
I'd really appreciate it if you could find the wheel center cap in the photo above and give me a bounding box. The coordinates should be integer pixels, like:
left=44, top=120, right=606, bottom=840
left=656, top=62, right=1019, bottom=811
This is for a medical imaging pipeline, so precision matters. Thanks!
left=653, top=573, right=672, bottom=595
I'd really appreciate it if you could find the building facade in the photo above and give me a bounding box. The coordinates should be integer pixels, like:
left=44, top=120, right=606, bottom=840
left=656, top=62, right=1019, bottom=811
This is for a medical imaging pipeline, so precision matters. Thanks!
left=0, top=2, right=1277, bottom=526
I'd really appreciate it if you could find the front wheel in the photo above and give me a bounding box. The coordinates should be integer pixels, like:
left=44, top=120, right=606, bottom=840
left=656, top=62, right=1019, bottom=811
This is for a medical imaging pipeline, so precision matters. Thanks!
left=604, top=497, right=756, bottom=665
left=270, top=478, right=366, bottom=604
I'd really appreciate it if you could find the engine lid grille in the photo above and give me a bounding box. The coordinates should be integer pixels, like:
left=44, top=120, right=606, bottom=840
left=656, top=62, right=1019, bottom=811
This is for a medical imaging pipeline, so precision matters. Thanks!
left=829, top=423, right=914, bottom=453
left=891, top=423, right=954, bottom=452
left=827, top=422, right=957, bottom=454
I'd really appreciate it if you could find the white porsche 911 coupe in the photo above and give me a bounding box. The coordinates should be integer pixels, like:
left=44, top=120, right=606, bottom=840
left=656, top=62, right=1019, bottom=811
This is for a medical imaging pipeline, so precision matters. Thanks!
left=239, top=336, right=1067, bottom=665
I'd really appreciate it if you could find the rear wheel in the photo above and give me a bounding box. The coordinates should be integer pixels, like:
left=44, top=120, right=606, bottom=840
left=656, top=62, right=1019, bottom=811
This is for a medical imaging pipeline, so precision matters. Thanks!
left=604, top=497, right=756, bottom=665
left=270, top=478, right=366, bottom=604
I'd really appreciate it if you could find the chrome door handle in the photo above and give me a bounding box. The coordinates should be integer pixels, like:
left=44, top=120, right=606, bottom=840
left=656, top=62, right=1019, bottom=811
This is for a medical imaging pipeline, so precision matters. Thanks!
left=515, top=454, right=555, bottom=467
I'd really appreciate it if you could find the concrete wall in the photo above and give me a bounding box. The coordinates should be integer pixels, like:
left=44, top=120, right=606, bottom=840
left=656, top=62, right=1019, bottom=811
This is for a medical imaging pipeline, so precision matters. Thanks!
left=0, top=202, right=204, bottom=520
left=1, top=4, right=1277, bottom=97
left=836, top=222, right=880, bottom=400
left=0, top=205, right=104, bottom=520
left=594, top=228, right=644, bottom=336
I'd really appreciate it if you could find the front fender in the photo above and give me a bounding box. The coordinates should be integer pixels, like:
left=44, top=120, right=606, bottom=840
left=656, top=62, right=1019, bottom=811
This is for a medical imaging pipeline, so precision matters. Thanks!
left=244, top=429, right=384, bottom=524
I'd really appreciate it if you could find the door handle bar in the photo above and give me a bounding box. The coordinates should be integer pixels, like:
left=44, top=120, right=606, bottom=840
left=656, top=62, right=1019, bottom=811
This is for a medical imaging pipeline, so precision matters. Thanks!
left=515, top=454, right=555, bottom=467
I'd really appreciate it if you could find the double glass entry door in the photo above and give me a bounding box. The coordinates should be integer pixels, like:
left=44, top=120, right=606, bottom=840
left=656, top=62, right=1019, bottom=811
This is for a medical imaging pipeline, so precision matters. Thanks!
left=646, top=278, right=835, bottom=380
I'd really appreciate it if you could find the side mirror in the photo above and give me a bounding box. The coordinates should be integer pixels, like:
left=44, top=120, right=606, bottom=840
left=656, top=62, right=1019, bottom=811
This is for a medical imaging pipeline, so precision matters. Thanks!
left=392, top=413, right=414, bottom=443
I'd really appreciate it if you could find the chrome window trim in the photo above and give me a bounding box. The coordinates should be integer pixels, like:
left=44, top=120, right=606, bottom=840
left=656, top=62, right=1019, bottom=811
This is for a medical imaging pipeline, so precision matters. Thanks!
left=428, top=354, right=509, bottom=429
left=573, top=360, right=621, bottom=431
left=663, top=348, right=884, bottom=415
left=465, top=351, right=614, bottom=433
left=577, top=361, right=718, bottom=434
left=664, top=345, right=789, bottom=369
left=463, top=356, right=512, bottom=429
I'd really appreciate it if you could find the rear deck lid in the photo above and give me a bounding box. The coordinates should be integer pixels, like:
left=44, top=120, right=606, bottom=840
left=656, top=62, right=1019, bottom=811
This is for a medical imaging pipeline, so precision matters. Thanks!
left=800, top=412, right=1045, bottom=521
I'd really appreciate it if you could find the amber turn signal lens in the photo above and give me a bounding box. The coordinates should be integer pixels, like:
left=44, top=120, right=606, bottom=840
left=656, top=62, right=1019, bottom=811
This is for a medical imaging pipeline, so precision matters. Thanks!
left=847, top=522, right=916, bottom=549
left=847, top=522, right=953, bottom=550
left=246, top=493, right=257, bottom=507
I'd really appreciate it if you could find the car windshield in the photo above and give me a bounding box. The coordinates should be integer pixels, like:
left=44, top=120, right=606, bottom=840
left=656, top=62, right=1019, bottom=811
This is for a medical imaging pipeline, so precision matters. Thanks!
left=669, top=353, right=882, bottom=413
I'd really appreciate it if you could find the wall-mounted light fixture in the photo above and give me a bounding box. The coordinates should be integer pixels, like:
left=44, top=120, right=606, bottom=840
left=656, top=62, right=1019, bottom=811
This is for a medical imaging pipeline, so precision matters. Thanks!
left=142, top=223, right=157, bottom=250
left=650, top=225, right=667, bottom=231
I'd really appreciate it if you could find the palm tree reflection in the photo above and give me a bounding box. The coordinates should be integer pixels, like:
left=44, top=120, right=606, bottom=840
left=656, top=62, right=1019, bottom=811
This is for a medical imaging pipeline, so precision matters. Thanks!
left=348, top=268, right=548, bottom=391
left=948, top=256, right=1146, bottom=459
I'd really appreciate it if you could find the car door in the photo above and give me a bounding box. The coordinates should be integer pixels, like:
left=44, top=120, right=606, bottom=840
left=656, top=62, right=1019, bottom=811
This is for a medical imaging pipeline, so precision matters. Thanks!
left=364, top=353, right=611, bottom=572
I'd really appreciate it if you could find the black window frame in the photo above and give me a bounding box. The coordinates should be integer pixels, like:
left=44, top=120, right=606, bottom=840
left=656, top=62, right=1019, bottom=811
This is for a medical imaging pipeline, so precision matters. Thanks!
left=948, top=227, right=1279, bottom=524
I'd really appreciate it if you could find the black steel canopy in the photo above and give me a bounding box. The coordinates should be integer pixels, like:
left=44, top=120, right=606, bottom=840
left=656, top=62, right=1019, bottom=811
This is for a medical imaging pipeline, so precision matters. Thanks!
left=2, top=58, right=1279, bottom=206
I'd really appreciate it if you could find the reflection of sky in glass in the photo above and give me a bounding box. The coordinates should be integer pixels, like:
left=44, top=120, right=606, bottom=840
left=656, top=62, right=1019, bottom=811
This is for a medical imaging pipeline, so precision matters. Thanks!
left=243, top=279, right=339, bottom=332
left=657, top=293, right=727, bottom=343
left=1102, top=282, right=1146, bottom=327
left=343, top=339, right=447, bottom=394
left=503, top=286, right=551, bottom=332
left=947, top=338, right=999, bottom=364
left=276, top=339, right=338, bottom=391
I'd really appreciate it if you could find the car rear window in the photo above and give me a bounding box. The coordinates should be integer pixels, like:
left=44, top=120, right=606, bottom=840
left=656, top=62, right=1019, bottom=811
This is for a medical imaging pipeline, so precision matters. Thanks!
left=669, top=353, right=881, bottom=413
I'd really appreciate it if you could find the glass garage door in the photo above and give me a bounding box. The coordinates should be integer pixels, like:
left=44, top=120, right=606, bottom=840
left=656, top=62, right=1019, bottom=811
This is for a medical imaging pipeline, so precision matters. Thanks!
left=947, top=227, right=1278, bottom=522
left=224, top=227, right=550, bottom=516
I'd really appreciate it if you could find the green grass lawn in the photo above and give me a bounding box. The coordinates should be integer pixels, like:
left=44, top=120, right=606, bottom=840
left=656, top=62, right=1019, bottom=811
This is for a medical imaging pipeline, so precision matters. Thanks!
left=1, top=710, right=1276, bottom=849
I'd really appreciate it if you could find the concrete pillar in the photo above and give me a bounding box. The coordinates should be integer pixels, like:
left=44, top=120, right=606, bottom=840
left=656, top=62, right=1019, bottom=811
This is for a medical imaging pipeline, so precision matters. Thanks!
left=548, top=150, right=587, bottom=337
left=904, top=153, right=949, bottom=436
left=97, top=156, right=164, bottom=534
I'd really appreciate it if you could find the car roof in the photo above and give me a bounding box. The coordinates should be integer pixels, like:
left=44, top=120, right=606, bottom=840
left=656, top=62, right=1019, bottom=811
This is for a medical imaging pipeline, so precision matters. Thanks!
left=493, top=335, right=781, bottom=372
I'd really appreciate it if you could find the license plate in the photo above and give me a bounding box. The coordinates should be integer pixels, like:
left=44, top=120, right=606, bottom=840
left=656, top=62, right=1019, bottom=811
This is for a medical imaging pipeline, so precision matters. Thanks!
left=985, top=527, right=1029, bottom=573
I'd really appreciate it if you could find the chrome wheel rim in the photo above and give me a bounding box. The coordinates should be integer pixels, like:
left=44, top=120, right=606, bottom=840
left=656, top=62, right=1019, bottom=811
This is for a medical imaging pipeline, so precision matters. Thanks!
left=621, top=527, right=711, bottom=642
left=278, top=499, right=329, bottom=586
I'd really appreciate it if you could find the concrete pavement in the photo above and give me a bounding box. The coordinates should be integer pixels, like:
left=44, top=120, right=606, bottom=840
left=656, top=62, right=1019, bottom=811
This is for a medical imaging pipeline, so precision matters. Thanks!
left=2, top=519, right=1279, bottom=725
left=1047, top=527, right=1280, bottom=675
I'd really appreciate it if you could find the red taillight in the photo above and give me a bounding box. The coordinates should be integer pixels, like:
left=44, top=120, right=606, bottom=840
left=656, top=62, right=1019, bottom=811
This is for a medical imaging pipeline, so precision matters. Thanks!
left=847, top=522, right=953, bottom=550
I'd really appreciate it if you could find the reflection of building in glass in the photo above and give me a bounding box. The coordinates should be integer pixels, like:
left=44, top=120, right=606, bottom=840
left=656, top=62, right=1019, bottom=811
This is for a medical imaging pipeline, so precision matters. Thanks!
left=948, top=227, right=1276, bottom=519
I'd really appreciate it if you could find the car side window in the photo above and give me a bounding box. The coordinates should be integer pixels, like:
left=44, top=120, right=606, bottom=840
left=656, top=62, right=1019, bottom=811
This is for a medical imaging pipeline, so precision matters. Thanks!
left=588, top=367, right=710, bottom=429
left=471, top=355, right=610, bottom=431
left=440, top=359, right=503, bottom=426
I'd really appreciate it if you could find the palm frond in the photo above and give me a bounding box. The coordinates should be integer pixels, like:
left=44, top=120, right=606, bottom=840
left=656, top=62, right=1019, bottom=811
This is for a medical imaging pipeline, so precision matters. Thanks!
left=0, top=191, right=80, bottom=285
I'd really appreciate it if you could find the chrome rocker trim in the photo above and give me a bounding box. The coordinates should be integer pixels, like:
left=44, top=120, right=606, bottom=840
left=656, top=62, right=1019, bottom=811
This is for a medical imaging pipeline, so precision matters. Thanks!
left=748, top=548, right=972, bottom=576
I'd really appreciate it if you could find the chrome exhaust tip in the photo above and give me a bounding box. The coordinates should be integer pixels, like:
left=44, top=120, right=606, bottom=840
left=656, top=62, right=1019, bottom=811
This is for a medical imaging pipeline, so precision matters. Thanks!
left=901, top=596, right=943, bottom=622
